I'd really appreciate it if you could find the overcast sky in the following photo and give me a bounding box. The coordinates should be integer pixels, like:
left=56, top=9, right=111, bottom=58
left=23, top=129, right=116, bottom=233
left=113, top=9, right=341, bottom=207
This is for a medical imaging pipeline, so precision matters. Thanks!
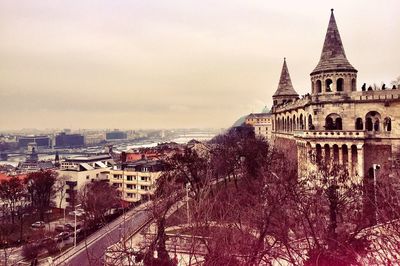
left=0, top=0, right=399, bottom=130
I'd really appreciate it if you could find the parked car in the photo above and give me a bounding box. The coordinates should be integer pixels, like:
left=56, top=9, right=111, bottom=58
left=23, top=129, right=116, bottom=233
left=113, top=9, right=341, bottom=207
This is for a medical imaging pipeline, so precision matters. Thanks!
left=68, top=209, right=85, bottom=217
left=55, top=225, right=65, bottom=232
left=31, top=221, right=45, bottom=228
left=55, top=232, right=70, bottom=240
left=64, top=223, right=74, bottom=231
left=64, top=223, right=82, bottom=231
left=39, top=237, right=53, bottom=245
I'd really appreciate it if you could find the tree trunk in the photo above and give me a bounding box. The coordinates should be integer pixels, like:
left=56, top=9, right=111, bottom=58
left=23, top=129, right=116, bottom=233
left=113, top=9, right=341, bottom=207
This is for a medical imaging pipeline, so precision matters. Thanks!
left=327, top=185, right=338, bottom=251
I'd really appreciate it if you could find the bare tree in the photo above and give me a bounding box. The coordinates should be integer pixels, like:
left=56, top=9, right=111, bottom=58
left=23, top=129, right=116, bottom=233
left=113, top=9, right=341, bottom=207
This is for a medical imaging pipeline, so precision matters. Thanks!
left=25, top=170, right=57, bottom=221
left=79, top=180, right=120, bottom=228
left=0, top=176, right=26, bottom=224
left=54, top=174, right=69, bottom=208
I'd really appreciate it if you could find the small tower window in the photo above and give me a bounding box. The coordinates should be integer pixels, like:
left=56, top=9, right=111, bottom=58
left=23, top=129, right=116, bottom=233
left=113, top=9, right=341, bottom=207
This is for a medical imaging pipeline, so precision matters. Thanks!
left=337, top=78, right=344, bottom=92
left=316, top=80, right=322, bottom=93
left=325, top=79, right=333, bottom=92
left=351, top=78, right=356, bottom=91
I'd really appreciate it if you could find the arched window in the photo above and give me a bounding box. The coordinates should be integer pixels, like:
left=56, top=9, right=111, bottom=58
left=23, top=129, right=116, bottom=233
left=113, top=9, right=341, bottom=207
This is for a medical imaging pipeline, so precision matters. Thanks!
left=325, top=117, right=334, bottom=130
left=316, top=80, right=322, bottom=93
left=308, top=114, right=314, bottom=130
left=351, top=78, right=356, bottom=91
left=274, top=100, right=277, bottom=106
left=299, top=114, right=304, bottom=129
left=374, top=119, right=380, bottom=131
left=337, top=78, right=344, bottom=92
left=326, top=79, right=333, bottom=92
left=365, top=111, right=381, bottom=132
left=384, top=117, right=392, bottom=132
left=355, top=118, right=363, bottom=130
left=335, top=117, right=342, bottom=130
left=325, top=113, right=342, bottom=130
left=366, top=117, right=373, bottom=131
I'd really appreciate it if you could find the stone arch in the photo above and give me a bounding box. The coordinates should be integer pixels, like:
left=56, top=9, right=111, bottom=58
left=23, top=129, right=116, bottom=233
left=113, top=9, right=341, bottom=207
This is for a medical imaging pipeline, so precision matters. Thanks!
left=299, top=114, right=304, bottom=129
left=355, top=117, right=363, bottom=130
left=293, top=114, right=297, bottom=130
left=283, top=117, right=286, bottom=131
left=365, top=111, right=381, bottom=132
left=337, top=78, right=344, bottom=92
left=325, top=113, right=342, bottom=130
left=308, top=114, right=314, bottom=130
left=325, top=78, right=333, bottom=92
left=351, top=78, right=356, bottom=91
left=384, top=117, right=392, bottom=132
left=316, top=80, right=322, bottom=93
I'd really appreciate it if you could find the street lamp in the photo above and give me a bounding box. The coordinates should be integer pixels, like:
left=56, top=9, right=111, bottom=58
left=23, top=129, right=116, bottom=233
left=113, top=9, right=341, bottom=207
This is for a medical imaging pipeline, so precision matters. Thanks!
left=372, top=164, right=381, bottom=224
left=74, top=204, right=82, bottom=248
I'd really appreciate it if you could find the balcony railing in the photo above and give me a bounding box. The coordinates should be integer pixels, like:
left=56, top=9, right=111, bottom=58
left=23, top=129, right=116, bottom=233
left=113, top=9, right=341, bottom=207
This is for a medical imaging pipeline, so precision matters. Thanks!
left=294, top=130, right=366, bottom=139
left=293, top=130, right=391, bottom=139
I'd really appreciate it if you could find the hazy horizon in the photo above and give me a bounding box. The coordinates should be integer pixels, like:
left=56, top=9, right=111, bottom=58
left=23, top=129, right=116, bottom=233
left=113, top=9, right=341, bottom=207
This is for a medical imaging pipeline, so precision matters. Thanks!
left=1, top=0, right=399, bottom=130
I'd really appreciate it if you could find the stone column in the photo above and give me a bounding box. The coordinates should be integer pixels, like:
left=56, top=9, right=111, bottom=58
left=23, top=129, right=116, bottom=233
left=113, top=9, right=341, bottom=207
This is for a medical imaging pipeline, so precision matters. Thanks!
left=357, top=145, right=364, bottom=182
left=338, top=146, right=343, bottom=165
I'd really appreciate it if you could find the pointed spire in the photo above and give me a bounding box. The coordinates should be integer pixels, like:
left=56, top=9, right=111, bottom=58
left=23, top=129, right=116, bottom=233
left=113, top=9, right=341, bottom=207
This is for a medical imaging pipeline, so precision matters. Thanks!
left=273, top=58, right=298, bottom=97
left=311, top=9, right=356, bottom=75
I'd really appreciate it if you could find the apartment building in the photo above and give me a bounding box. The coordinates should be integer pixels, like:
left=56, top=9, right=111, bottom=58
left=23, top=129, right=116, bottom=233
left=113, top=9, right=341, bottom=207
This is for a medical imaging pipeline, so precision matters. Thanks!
left=108, top=160, right=164, bottom=203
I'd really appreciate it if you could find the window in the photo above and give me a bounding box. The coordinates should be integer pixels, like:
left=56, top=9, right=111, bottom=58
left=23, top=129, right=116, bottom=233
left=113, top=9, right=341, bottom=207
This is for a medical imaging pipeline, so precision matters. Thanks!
left=316, top=80, right=322, bottom=93
left=86, top=175, right=89, bottom=180
left=127, top=184, right=136, bottom=189
left=325, top=114, right=342, bottom=130
left=365, top=111, right=381, bottom=132
left=141, top=176, right=148, bottom=181
left=337, top=78, right=344, bottom=91
left=127, top=193, right=133, bottom=198
left=384, top=117, right=392, bottom=132
left=325, top=79, right=333, bottom=92
left=351, top=78, right=356, bottom=91
left=355, top=118, right=363, bottom=130
left=366, top=117, right=373, bottom=131
left=127, top=176, right=133, bottom=181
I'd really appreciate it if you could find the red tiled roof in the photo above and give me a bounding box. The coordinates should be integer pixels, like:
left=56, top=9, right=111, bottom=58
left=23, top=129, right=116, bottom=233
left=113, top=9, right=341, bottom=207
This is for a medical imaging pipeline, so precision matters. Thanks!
left=0, top=173, right=27, bottom=182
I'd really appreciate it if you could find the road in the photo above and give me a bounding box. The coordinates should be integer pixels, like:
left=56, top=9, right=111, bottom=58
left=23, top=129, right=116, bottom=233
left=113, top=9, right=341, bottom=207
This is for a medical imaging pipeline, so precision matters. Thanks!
left=49, top=203, right=152, bottom=266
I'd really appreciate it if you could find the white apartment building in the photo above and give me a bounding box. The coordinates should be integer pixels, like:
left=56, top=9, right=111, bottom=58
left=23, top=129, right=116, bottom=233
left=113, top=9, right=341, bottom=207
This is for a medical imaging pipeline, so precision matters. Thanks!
left=108, top=160, right=164, bottom=203
left=56, top=154, right=114, bottom=209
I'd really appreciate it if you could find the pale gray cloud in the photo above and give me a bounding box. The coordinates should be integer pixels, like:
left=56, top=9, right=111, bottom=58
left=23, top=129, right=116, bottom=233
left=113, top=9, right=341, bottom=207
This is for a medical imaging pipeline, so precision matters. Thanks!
left=0, top=0, right=399, bottom=129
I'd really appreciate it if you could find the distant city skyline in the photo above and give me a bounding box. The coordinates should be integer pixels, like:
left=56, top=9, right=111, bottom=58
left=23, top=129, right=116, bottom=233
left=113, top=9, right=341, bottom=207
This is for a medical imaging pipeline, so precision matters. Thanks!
left=1, top=0, right=399, bottom=130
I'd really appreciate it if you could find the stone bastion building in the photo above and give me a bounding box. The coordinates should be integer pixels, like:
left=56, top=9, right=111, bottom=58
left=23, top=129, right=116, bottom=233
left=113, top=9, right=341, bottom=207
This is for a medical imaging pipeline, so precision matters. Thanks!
left=271, top=9, right=400, bottom=180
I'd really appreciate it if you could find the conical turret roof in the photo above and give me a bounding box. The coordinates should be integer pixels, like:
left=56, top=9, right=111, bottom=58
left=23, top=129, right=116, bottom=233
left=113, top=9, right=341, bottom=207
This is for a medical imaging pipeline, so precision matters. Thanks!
left=311, top=9, right=356, bottom=75
left=273, top=58, right=298, bottom=97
